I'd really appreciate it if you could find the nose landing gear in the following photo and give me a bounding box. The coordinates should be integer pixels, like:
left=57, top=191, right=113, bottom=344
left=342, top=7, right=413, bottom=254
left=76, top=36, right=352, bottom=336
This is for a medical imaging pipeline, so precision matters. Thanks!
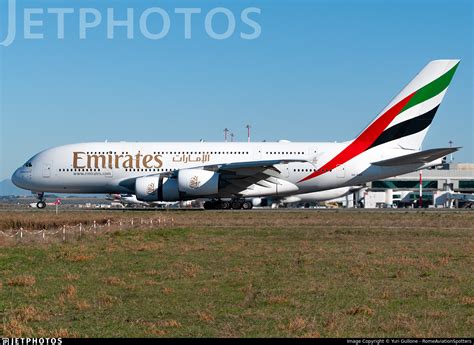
left=36, top=192, right=46, bottom=209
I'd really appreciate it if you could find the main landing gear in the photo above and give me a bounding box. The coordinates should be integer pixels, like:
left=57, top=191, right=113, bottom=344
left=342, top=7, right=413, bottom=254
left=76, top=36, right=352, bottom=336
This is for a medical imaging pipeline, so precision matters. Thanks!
left=203, top=199, right=253, bottom=210
left=36, top=192, right=46, bottom=209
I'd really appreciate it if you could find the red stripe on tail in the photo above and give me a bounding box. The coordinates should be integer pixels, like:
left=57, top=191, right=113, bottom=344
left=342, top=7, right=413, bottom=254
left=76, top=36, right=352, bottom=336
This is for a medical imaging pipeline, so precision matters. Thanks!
left=299, top=92, right=416, bottom=183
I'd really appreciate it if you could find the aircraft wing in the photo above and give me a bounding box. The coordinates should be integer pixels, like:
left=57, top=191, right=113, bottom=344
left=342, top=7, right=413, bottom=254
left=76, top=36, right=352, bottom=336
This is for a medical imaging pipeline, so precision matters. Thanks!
left=210, top=159, right=302, bottom=172
left=371, top=147, right=459, bottom=167
left=205, top=159, right=307, bottom=196
left=119, top=159, right=307, bottom=196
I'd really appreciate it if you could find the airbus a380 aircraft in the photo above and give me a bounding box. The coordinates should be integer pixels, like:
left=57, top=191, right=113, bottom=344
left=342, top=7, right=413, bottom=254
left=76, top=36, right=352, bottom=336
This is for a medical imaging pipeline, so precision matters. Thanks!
left=12, top=60, right=460, bottom=209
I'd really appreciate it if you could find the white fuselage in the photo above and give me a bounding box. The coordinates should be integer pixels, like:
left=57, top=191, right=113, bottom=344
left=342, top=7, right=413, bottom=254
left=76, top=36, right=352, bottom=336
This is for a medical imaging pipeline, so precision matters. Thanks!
left=11, top=60, right=460, bottom=203
left=12, top=141, right=430, bottom=199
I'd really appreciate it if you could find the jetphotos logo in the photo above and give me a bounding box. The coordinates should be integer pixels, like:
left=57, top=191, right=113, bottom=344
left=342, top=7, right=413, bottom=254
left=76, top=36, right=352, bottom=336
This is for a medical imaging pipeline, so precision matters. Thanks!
left=0, top=0, right=262, bottom=47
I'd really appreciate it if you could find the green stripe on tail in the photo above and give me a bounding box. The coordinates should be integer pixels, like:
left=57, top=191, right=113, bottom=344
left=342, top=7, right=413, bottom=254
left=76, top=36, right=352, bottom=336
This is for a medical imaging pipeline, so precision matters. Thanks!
left=401, top=62, right=459, bottom=113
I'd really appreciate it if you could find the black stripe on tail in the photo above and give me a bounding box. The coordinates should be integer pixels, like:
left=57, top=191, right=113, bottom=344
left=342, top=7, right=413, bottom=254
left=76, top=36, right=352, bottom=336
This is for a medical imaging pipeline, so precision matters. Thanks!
left=368, top=105, right=439, bottom=149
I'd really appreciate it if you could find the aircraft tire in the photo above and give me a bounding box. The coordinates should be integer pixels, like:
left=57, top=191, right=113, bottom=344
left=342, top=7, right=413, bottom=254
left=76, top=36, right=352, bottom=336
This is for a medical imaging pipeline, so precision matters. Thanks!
left=242, top=201, right=253, bottom=210
left=203, top=201, right=214, bottom=210
left=37, top=201, right=46, bottom=209
left=231, top=200, right=242, bottom=209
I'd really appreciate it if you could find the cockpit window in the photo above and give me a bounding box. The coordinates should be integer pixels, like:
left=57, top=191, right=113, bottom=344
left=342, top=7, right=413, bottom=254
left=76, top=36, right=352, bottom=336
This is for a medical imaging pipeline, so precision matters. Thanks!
left=24, top=162, right=32, bottom=167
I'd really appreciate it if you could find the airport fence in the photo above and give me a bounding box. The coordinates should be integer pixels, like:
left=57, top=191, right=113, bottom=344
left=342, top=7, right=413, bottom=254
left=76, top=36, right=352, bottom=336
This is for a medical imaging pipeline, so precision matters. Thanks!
left=0, top=216, right=175, bottom=243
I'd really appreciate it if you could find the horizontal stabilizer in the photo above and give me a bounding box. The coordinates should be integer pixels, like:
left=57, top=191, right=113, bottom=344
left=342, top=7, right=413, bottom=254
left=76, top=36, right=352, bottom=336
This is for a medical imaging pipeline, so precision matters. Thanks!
left=371, top=147, right=460, bottom=166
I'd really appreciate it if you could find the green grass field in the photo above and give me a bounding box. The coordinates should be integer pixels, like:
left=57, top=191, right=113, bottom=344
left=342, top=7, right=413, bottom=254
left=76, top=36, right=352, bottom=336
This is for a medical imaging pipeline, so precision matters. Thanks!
left=1, top=210, right=473, bottom=337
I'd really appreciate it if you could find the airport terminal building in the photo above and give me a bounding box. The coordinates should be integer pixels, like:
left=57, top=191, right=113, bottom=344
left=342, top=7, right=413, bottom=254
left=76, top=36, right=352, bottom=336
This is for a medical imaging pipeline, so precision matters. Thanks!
left=361, top=163, right=474, bottom=208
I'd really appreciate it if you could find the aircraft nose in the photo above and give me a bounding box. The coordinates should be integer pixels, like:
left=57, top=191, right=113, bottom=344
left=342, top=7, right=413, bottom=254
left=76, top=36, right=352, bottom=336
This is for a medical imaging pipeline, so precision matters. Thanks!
left=12, top=167, right=30, bottom=189
left=12, top=168, right=21, bottom=187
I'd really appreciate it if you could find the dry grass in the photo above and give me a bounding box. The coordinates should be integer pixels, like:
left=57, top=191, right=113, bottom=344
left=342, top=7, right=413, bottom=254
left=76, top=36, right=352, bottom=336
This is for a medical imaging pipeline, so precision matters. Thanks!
left=62, top=285, right=77, bottom=298
left=147, top=329, right=168, bottom=336
left=12, top=305, right=40, bottom=322
left=0, top=212, right=115, bottom=230
left=287, top=316, right=308, bottom=333
left=461, top=296, right=474, bottom=305
left=3, top=319, right=34, bottom=337
left=37, top=328, right=79, bottom=338
left=154, top=320, right=182, bottom=328
left=346, top=306, right=375, bottom=316
left=2, top=209, right=474, bottom=232
left=241, top=284, right=259, bottom=308
left=8, top=275, right=36, bottom=287
left=75, top=300, right=91, bottom=311
left=67, top=254, right=95, bottom=262
left=96, top=292, right=119, bottom=308
left=0, top=209, right=473, bottom=337
left=267, top=295, right=288, bottom=305
left=162, top=287, right=174, bottom=295
left=64, top=273, right=80, bottom=281
left=197, top=310, right=215, bottom=323
left=2, top=305, right=44, bottom=337
left=103, top=276, right=125, bottom=286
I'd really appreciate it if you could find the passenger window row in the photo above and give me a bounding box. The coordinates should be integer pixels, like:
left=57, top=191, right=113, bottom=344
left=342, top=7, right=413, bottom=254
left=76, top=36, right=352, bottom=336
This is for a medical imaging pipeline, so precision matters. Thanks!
left=153, top=151, right=249, bottom=155
left=294, top=168, right=332, bottom=173
left=125, top=168, right=177, bottom=172
left=266, top=152, right=304, bottom=155
left=59, top=168, right=101, bottom=172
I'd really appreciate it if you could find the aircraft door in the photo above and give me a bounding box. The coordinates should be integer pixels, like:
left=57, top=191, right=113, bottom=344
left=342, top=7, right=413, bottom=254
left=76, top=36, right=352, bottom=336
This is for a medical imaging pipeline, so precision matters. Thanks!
left=336, top=164, right=345, bottom=178
left=309, top=147, right=320, bottom=165
left=308, top=147, right=318, bottom=165
left=42, top=163, right=52, bottom=178
left=280, top=164, right=290, bottom=178
left=254, top=147, right=263, bottom=160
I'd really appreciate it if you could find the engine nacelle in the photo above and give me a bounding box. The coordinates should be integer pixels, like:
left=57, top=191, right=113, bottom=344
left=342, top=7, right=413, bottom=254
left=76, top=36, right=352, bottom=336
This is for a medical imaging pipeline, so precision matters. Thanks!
left=135, top=175, right=180, bottom=202
left=178, top=169, right=219, bottom=196
left=135, top=170, right=220, bottom=202
left=251, top=198, right=271, bottom=207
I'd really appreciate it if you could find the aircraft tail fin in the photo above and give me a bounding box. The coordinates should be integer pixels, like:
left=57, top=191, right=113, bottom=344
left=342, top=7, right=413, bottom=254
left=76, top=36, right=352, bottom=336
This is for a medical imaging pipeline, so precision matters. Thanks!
left=298, top=60, right=460, bottom=183
left=356, top=59, right=460, bottom=151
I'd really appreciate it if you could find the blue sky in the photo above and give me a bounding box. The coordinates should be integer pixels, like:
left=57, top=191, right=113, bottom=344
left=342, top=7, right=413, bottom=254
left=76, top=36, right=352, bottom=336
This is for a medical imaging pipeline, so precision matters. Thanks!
left=1, top=0, right=473, bottom=180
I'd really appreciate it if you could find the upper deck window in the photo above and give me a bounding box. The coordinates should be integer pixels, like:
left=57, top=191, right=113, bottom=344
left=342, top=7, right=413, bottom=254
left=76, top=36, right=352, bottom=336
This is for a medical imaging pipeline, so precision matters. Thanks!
left=24, top=162, right=32, bottom=167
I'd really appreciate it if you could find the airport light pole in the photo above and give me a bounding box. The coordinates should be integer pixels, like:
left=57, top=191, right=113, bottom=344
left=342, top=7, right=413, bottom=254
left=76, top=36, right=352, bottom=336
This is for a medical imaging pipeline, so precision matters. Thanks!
left=246, top=124, right=251, bottom=143
left=224, top=128, right=229, bottom=142
left=419, top=170, right=423, bottom=208
left=449, top=140, right=454, bottom=163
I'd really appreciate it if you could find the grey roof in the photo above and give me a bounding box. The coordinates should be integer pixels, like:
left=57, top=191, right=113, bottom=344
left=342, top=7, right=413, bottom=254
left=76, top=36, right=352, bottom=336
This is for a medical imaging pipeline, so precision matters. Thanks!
left=384, top=163, right=474, bottom=180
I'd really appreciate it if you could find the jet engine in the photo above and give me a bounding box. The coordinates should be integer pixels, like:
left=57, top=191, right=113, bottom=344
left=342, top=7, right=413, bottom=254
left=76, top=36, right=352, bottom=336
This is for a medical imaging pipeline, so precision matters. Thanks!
left=178, top=169, right=219, bottom=196
left=135, top=169, right=220, bottom=202
left=135, top=175, right=179, bottom=202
